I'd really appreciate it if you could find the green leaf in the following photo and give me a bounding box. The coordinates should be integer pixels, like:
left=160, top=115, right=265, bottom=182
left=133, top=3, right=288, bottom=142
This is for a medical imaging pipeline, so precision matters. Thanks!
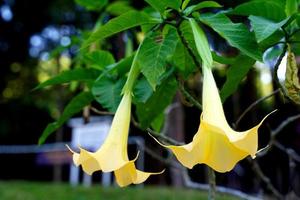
left=34, top=68, right=100, bottom=90
left=151, top=112, right=165, bottom=132
left=189, top=18, right=213, bottom=66
left=212, top=52, right=235, bottom=65
left=285, top=0, right=298, bottom=16
left=220, top=55, right=256, bottom=102
left=38, top=92, right=94, bottom=144
left=136, top=76, right=177, bottom=128
left=83, top=11, right=159, bottom=48
left=145, top=0, right=181, bottom=13
left=178, top=20, right=202, bottom=63
left=133, top=78, right=153, bottom=103
left=171, top=40, right=196, bottom=77
left=199, top=13, right=263, bottom=61
left=75, top=0, right=108, bottom=11
left=249, top=16, right=290, bottom=42
left=137, top=26, right=179, bottom=89
left=92, top=76, right=125, bottom=112
left=231, top=0, right=286, bottom=22
left=106, top=1, right=135, bottom=16
left=84, top=50, right=115, bottom=70
left=183, top=1, right=222, bottom=15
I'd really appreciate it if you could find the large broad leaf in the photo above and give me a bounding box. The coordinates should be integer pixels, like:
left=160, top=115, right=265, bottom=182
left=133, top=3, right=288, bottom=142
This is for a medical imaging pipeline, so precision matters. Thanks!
left=249, top=16, right=290, bottom=43
left=106, top=1, right=135, bottom=16
left=137, top=26, right=179, bottom=89
left=171, top=39, right=196, bottom=77
left=178, top=20, right=202, bottom=63
left=183, top=1, right=222, bottom=15
left=136, top=76, right=177, bottom=128
left=92, top=76, right=125, bottom=112
left=145, top=0, right=181, bottom=13
left=75, top=0, right=108, bottom=11
left=199, top=13, right=262, bottom=61
left=83, top=11, right=159, bottom=48
left=220, top=55, right=256, bottom=102
left=84, top=50, right=115, bottom=70
left=133, top=77, right=153, bottom=103
left=285, top=0, right=298, bottom=16
left=38, top=91, right=94, bottom=144
left=34, top=68, right=100, bottom=90
left=231, top=0, right=286, bottom=22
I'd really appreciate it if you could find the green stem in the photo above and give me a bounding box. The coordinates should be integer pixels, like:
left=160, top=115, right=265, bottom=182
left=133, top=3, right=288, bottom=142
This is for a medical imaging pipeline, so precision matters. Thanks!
left=208, top=167, right=216, bottom=200
left=122, top=47, right=141, bottom=94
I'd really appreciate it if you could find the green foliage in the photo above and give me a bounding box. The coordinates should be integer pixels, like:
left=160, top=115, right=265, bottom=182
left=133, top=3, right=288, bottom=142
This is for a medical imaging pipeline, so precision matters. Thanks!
left=137, top=26, right=179, bottom=89
left=145, top=0, right=182, bottom=13
left=136, top=76, right=177, bottom=129
left=34, top=68, right=100, bottom=90
left=199, top=13, right=262, bottom=61
left=84, top=50, right=115, bottom=70
left=83, top=11, right=159, bottom=48
left=171, top=40, right=196, bottom=77
left=231, top=0, right=286, bottom=22
left=75, top=0, right=108, bottom=11
left=183, top=1, right=222, bottom=16
left=133, top=77, right=153, bottom=103
left=249, top=16, right=290, bottom=43
left=285, top=0, right=299, bottom=16
left=38, top=92, right=94, bottom=144
left=106, top=1, right=135, bottom=16
left=220, top=55, right=256, bottom=102
left=92, top=76, right=125, bottom=112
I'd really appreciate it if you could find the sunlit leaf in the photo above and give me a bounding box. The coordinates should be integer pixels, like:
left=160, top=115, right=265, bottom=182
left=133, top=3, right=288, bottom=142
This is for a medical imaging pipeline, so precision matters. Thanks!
left=92, top=76, right=125, bottom=112
left=84, top=50, right=115, bottom=70
left=136, top=76, right=177, bottom=128
left=145, top=0, right=181, bottom=13
left=183, top=1, right=222, bottom=16
left=199, top=13, right=262, bottom=61
left=231, top=0, right=286, bottom=22
left=106, top=1, right=135, bottom=16
left=220, top=54, right=255, bottom=102
left=137, top=26, right=179, bottom=89
left=75, top=0, right=108, bottom=11
left=249, top=16, right=290, bottom=42
left=34, top=68, right=100, bottom=90
left=83, top=11, right=159, bottom=48
left=38, top=92, right=94, bottom=144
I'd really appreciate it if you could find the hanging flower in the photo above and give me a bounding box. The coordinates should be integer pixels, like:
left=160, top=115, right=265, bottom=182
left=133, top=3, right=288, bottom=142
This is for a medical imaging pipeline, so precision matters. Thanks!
left=68, top=92, right=163, bottom=187
left=153, top=65, right=273, bottom=173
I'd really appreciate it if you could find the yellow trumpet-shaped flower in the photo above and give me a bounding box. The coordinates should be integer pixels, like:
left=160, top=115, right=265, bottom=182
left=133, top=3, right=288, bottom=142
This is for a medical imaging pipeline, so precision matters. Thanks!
left=153, top=65, right=273, bottom=173
left=68, top=92, right=163, bottom=187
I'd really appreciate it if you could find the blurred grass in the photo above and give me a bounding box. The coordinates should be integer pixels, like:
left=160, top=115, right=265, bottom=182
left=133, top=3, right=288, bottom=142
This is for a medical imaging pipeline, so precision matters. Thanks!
left=0, top=181, right=240, bottom=200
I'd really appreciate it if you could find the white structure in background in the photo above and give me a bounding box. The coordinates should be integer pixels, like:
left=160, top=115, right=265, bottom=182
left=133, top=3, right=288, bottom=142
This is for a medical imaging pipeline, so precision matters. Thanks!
left=68, top=116, right=145, bottom=187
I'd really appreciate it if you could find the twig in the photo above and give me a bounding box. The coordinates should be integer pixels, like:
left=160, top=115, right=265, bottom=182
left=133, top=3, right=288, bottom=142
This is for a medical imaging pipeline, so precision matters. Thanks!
left=178, top=80, right=202, bottom=110
left=146, top=128, right=184, bottom=146
left=90, top=107, right=114, bottom=115
left=234, top=89, right=280, bottom=128
left=250, top=159, right=284, bottom=199
left=271, top=114, right=300, bottom=137
left=273, top=141, right=300, bottom=163
left=258, top=114, right=300, bottom=157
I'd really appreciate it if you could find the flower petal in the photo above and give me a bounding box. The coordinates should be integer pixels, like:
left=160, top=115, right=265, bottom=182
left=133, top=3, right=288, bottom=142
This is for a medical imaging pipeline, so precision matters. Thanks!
left=114, top=160, right=164, bottom=187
